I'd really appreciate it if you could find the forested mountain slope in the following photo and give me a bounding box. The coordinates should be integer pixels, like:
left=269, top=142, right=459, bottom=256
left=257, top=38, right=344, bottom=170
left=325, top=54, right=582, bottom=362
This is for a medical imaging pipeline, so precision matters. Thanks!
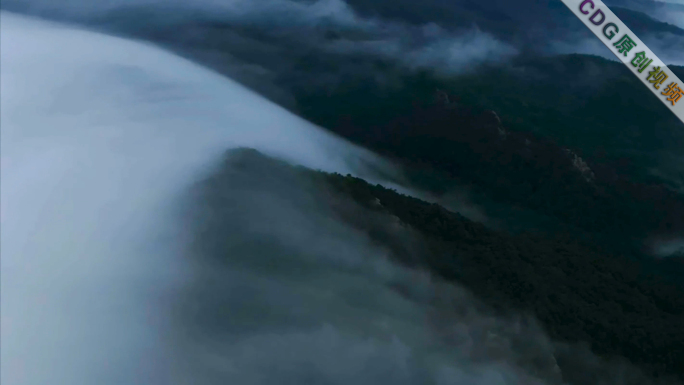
left=198, top=149, right=684, bottom=382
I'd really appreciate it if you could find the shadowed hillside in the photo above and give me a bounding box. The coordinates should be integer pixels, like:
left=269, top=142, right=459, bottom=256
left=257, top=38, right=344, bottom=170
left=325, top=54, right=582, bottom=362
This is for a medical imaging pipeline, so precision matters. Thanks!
left=293, top=56, right=684, bottom=257
left=325, top=170, right=684, bottom=382
left=199, top=148, right=684, bottom=382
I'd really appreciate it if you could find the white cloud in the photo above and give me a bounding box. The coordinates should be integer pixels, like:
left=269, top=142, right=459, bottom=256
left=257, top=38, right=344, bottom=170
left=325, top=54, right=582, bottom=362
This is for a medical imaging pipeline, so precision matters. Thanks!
left=3, top=0, right=519, bottom=76
left=2, top=7, right=676, bottom=385
left=0, top=11, right=396, bottom=385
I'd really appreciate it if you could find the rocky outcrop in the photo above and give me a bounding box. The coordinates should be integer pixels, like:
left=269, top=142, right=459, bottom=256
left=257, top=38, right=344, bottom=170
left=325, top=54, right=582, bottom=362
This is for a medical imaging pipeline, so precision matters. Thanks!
left=563, top=148, right=595, bottom=183
left=488, top=110, right=508, bottom=139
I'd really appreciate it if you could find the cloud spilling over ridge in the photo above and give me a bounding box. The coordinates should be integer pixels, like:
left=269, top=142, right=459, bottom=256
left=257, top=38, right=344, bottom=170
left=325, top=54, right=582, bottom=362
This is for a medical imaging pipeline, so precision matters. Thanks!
left=2, top=11, right=681, bottom=385
left=0, top=11, right=398, bottom=385
left=0, top=11, right=555, bottom=385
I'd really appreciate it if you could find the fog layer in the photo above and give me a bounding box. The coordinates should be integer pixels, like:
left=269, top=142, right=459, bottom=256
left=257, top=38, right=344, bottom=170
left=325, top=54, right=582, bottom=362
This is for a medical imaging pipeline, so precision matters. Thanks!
left=2, top=10, right=678, bottom=385
left=0, top=11, right=394, bottom=384
left=0, top=11, right=562, bottom=385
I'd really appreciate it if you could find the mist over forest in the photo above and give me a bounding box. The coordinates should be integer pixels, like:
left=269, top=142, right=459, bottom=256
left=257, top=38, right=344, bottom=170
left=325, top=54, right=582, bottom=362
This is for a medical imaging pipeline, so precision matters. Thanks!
left=1, top=1, right=683, bottom=384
